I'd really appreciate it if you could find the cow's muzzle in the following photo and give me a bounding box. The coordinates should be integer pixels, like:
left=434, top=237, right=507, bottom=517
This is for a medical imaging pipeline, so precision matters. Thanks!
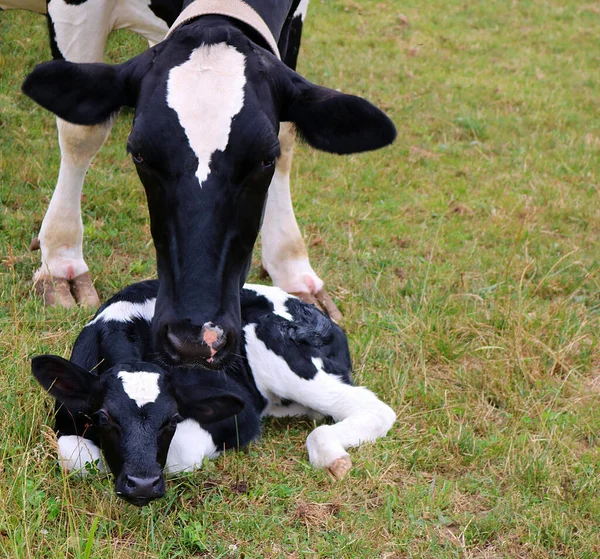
left=162, top=321, right=234, bottom=368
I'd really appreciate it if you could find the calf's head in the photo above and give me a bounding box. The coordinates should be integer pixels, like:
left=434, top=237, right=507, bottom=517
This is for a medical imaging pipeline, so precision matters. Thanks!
left=22, top=23, right=396, bottom=368
left=32, top=355, right=244, bottom=506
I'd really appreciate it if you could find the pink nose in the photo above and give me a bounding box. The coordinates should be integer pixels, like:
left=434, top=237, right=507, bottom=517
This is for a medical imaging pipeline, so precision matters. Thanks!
left=166, top=323, right=227, bottom=362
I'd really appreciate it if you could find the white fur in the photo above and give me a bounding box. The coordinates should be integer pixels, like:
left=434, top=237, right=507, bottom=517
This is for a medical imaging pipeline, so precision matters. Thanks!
left=87, top=298, right=156, bottom=326
left=244, top=324, right=396, bottom=469
left=294, top=0, right=309, bottom=20
left=244, top=283, right=295, bottom=321
left=118, top=371, right=161, bottom=407
left=166, top=43, right=246, bottom=187
left=261, top=123, right=324, bottom=295
left=57, top=435, right=105, bottom=475
left=113, top=0, right=169, bottom=45
left=165, top=419, right=219, bottom=473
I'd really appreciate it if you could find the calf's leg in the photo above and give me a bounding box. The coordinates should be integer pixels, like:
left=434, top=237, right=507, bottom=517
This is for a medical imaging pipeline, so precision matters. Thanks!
left=245, top=324, right=396, bottom=479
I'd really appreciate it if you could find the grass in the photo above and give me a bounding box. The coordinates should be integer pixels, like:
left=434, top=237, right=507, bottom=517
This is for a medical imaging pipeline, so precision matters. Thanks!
left=1, top=0, right=599, bottom=557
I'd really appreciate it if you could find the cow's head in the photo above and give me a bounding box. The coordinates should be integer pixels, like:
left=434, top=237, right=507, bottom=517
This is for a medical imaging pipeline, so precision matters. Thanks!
left=22, top=22, right=396, bottom=368
left=32, top=355, right=244, bottom=506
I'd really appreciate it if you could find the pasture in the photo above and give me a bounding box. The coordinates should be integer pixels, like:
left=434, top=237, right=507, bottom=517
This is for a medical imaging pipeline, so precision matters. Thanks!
left=1, top=0, right=599, bottom=557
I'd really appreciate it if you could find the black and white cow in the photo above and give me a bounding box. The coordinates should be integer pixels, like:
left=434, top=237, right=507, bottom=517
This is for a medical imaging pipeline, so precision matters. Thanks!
left=32, top=281, right=396, bottom=506
left=18, top=0, right=397, bottom=368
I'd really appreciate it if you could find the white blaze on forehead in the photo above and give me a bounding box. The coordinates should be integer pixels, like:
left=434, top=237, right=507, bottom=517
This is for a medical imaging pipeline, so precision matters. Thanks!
left=118, top=371, right=161, bottom=407
left=166, top=43, right=247, bottom=186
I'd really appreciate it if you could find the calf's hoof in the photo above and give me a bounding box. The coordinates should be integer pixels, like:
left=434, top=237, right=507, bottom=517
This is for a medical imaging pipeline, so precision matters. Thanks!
left=326, top=456, right=353, bottom=480
left=33, top=272, right=99, bottom=309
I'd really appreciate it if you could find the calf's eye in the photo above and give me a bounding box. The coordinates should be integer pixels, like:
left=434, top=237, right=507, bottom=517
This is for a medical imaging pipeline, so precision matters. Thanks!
left=170, top=414, right=183, bottom=428
left=96, top=410, right=111, bottom=427
left=132, top=153, right=144, bottom=165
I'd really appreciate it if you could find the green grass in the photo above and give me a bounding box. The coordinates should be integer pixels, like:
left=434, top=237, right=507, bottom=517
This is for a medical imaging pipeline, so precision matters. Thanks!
left=1, top=0, right=599, bottom=557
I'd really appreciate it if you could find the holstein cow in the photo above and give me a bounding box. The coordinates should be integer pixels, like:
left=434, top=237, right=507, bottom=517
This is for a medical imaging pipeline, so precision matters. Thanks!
left=19, top=0, right=396, bottom=369
left=32, top=280, right=396, bottom=506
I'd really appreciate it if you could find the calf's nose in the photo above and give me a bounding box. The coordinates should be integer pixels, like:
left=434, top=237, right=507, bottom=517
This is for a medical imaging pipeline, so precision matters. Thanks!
left=117, top=474, right=165, bottom=506
left=165, top=322, right=228, bottom=363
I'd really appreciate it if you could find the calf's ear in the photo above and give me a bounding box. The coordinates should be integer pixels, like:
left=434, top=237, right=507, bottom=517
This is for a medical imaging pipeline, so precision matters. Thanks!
left=278, top=67, right=397, bottom=155
left=32, top=354, right=97, bottom=410
left=21, top=51, right=151, bottom=125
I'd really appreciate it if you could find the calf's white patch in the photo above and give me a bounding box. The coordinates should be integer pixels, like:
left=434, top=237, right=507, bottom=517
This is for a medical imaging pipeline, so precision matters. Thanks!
left=244, top=283, right=295, bottom=321
left=166, top=43, right=246, bottom=186
left=57, top=435, right=105, bottom=475
left=87, top=298, right=156, bottom=326
left=165, top=418, right=219, bottom=473
left=118, top=371, right=161, bottom=407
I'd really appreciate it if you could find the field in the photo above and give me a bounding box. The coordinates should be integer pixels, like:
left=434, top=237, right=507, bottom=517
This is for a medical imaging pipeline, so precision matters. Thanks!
left=1, top=0, right=599, bottom=557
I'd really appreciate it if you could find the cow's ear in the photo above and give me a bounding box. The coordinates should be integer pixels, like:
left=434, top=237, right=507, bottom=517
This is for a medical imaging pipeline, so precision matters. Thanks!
left=21, top=51, right=151, bottom=125
left=278, top=67, right=396, bottom=155
left=177, top=385, right=245, bottom=424
left=32, top=354, right=97, bottom=409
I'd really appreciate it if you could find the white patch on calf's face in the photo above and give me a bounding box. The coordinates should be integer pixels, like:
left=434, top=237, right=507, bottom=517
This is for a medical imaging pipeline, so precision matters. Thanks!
left=166, top=43, right=246, bottom=187
left=118, top=371, right=161, bottom=407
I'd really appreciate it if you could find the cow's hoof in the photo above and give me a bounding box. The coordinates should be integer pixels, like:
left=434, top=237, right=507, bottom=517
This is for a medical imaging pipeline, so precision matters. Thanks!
left=326, top=456, right=352, bottom=480
left=34, top=275, right=76, bottom=308
left=292, top=289, right=343, bottom=324
left=71, top=272, right=100, bottom=308
left=33, top=272, right=100, bottom=308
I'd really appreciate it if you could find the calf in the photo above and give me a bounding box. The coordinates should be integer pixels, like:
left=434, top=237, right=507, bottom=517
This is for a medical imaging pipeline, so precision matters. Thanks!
left=32, top=281, right=396, bottom=506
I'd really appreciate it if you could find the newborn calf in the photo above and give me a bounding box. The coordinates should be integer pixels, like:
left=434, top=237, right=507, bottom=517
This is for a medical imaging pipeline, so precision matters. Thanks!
left=33, top=281, right=395, bottom=506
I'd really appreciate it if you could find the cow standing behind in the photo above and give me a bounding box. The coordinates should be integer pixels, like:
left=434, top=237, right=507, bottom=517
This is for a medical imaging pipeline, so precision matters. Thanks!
left=6, top=0, right=396, bottom=338
left=32, top=281, right=396, bottom=506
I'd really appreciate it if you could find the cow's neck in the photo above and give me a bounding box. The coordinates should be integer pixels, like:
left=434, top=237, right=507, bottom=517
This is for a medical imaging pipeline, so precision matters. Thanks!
left=176, top=0, right=296, bottom=44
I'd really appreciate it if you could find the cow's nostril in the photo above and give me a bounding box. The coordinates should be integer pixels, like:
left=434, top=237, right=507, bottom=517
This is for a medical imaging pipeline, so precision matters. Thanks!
left=164, top=323, right=228, bottom=362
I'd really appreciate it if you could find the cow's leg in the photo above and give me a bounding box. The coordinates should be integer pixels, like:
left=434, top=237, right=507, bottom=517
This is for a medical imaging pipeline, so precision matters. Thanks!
left=35, top=118, right=112, bottom=307
left=245, top=325, right=396, bottom=479
left=34, top=0, right=113, bottom=307
left=261, top=123, right=342, bottom=321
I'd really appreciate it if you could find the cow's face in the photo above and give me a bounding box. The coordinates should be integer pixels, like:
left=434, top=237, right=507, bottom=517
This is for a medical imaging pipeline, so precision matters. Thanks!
left=22, top=23, right=396, bottom=368
left=32, top=355, right=244, bottom=506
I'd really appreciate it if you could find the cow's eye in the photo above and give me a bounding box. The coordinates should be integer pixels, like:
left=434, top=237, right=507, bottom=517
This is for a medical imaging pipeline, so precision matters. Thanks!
left=260, top=158, right=276, bottom=171
left=96, top=409, right=111, bottom=427
left=132, top=153, right=145, bottom=165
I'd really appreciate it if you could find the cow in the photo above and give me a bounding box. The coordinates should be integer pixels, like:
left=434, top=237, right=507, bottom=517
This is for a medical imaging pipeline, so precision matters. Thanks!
left=18, top=0, right=397, bottom=369
left=32, top=280, right=396, bottom=506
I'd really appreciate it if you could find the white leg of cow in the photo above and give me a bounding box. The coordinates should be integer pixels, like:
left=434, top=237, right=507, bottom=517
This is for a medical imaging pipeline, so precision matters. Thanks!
left=35, top=119, right=112, bottom=307
left=261, top=123, right=342, bottom=321
left=34, top=0, right=113, bottom=307
left=245, top=325, right=396, bottom=479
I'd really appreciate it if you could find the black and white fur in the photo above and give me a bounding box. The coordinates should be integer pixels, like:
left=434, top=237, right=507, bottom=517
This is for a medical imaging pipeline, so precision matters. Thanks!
left=32, top=281, right=396, bottom=506
left=20, top=0, right=397, bottom=369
